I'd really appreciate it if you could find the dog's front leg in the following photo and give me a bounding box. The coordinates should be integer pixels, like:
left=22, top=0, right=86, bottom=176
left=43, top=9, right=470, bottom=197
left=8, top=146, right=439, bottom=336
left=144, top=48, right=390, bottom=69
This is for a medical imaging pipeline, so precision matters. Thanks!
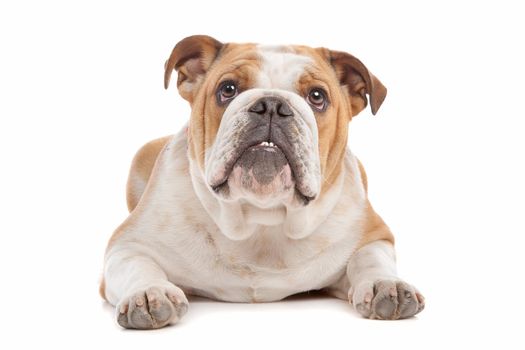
left=347, top=240, right=425, bottom=320
left=103, top=246, right=188, bottom=329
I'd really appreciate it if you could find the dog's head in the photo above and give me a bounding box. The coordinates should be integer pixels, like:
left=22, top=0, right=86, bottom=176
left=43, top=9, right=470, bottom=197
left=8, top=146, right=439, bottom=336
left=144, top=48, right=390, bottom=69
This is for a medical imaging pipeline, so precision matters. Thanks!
left=165, top=35, right=386, bottom=211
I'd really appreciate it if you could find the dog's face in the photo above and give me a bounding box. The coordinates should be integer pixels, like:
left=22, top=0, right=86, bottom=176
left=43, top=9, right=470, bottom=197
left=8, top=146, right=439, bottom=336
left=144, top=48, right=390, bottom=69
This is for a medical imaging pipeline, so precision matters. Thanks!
left=165, top=35, right=386, bottom=209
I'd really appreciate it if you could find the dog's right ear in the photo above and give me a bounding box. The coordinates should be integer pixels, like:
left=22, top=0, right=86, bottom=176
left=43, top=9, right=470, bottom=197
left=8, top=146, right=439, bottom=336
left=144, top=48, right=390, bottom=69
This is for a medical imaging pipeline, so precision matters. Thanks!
left=164, top=35, right=223, bottom=102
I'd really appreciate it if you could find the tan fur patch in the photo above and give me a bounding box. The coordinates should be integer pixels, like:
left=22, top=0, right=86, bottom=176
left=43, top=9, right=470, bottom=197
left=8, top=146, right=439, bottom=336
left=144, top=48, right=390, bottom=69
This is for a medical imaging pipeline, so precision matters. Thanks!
left=292, top=46, right=354, bottom=195
left=104, top=136, right=173, bottom=253
left=357, top=158, right=369, bottom=193
left=353, top=158, right=393, bottom=248
left=99, top=277, right=107, bottom=301
left=126, top=136, right=172, bottom=211
left=187, top=43, right=261, bottom=171
left=357, top=201, right=395, bottom=249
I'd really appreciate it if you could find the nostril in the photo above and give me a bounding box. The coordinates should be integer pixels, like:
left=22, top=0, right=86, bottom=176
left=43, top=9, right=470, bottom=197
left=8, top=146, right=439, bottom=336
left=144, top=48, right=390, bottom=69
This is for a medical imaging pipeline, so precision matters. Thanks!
left=249, top=97, right=293, bottom=117
left=249, top=100, right=266, bottom=114
left=277, top=102, right=293, bottom=117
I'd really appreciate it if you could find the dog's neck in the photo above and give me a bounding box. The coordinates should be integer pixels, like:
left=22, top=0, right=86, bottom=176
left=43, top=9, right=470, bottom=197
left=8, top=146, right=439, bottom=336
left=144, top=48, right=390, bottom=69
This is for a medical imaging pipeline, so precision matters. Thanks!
left=188, top=156, right=347, bottom=240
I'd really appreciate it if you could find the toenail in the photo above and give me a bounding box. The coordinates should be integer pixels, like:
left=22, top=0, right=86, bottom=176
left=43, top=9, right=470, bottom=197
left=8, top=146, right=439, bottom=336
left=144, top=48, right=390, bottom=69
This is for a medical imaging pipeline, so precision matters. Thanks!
left=416, top=293, right=425, bottom=303
left=364, top=293, right=372, bottom=303
left=119, top=304, right=128, bottom=313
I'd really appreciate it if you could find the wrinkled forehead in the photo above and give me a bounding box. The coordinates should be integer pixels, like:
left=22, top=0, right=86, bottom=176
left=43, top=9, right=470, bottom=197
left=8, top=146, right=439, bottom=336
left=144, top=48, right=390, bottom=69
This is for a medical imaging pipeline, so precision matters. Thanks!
left=214, top=44, right=328, bottom=91
left=255, top=45, right=313, bottom=90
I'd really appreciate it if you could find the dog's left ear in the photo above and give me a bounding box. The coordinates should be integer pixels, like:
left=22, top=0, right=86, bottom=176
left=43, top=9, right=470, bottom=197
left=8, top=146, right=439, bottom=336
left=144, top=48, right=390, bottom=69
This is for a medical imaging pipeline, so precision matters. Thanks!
left=164, top=35, right=223, bottom=102
left=319, top=48, right=387, bottom=116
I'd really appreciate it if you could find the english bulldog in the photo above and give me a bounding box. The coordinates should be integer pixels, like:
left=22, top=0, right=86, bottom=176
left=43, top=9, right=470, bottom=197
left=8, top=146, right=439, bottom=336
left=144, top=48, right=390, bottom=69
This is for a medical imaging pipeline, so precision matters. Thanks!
left=100, top=35, right=425, bottom=329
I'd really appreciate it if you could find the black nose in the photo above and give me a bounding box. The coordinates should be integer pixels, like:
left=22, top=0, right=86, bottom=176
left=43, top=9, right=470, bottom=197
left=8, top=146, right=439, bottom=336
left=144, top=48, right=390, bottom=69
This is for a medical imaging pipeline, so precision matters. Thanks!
left=248, top=97, right=294, bottom=118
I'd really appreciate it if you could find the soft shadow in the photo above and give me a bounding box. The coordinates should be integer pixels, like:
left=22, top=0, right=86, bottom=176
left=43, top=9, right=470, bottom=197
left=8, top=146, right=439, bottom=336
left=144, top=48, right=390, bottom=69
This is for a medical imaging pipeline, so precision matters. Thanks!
left=187, top=289, right=335, bottom=304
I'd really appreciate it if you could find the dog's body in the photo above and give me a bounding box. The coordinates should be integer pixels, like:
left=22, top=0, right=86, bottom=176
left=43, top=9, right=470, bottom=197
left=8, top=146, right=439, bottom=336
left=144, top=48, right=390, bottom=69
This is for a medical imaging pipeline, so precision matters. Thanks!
left=101, top=36, right=424, bottom=329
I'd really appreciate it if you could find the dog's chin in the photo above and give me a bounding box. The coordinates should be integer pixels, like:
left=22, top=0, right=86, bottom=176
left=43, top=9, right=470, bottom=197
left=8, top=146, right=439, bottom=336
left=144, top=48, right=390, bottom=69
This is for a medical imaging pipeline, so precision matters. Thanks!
left=211, top=143, right=313, bottom=206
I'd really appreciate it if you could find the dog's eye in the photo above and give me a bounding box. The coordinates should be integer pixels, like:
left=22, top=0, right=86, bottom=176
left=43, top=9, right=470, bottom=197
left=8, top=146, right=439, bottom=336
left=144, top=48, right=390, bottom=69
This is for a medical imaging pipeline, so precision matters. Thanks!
left=217, top=81, right=238, bottom=104
left=307, top=88, right=328, bottom=111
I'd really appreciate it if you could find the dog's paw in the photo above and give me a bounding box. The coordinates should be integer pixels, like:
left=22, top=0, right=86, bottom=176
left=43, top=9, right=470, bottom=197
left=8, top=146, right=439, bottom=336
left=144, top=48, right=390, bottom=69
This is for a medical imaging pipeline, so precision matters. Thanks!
left=349, top=280, right=425, bottom=320
left=116, top=284, right=189, bottom=329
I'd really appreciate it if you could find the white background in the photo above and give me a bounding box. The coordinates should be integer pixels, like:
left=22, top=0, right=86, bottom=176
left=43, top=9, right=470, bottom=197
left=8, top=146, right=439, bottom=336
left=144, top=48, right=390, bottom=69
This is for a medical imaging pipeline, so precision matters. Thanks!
left=1, top=0, right=524, bottom=348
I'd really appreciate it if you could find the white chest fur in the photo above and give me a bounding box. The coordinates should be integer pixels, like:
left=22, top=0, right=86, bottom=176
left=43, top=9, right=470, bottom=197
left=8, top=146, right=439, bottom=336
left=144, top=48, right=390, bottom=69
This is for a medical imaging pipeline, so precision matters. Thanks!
left=107, top=131, right=366, bottom=302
